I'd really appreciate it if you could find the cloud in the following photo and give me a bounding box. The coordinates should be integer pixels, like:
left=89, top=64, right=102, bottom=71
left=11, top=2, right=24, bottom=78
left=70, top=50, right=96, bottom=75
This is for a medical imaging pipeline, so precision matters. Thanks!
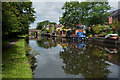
left=30, top=2, right=64, bottom=29
left=30, top=1, right=119, bottom=29
left=109, top=2, right=118, bottom=11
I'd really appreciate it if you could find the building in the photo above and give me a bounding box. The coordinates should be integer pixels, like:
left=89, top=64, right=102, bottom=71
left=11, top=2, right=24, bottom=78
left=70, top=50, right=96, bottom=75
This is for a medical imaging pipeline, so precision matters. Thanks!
left=45, top=23, right=87, bottom=37
left=46, top=24, right=55, bottom=30
left=56, top=24, right=63, bottom=31
left=109, top=9, right=120, bottom=24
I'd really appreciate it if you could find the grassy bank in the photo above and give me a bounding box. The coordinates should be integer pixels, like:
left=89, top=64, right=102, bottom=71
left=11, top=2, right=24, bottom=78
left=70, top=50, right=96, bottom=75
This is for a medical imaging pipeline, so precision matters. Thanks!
left=2, top=39, right=33, bottom=78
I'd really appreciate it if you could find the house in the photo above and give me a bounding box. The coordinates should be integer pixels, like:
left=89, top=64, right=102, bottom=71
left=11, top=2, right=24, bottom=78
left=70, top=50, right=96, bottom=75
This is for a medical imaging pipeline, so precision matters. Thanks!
left=45, top=23, right=86, bottom=37
left=69, top=23, right=86, bottom=35
left=56, top=24, right=67, bottom=37
left=46, top=24, right=64, bottom=31
left=109, top=9, right=120, bottom=24
left=75, top=23, right=86, bottom=34
left=56, top=24, right=63, bottom=31
left=46, top=24, right=55, bottom=30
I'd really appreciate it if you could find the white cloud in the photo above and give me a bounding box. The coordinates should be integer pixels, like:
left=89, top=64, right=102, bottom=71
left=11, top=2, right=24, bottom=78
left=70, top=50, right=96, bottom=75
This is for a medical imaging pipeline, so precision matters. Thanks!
left=109, top=2, right=118, bottom=11
left=30, top=1, right=119, bottom=29
left=30, top=2, right=64, bottom=29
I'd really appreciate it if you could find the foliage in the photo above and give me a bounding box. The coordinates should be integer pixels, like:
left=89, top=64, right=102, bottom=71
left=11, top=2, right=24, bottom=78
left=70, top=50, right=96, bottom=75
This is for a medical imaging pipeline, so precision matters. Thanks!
left=111, top=19, right=120, bottom=35
left=42, top=27, right=46, bottom=31
left=89, top=24, right=113, bottom=36
left=2, top=39, right=33, bottom=78
left=36, top=20, right=57, bottom=32
left=59, top=1, right=80, bottom=29
left=88, top=2, right=111, bottom=26
left=59, top=1, right=111, bottom=29
left=92, top=25, right=101, bottom=34
left=36, top=20, right=49, bottom=30
left=100, top=25, right=111, bottom=32
left=49, top=22, right=57, bottom=25
left=48, top=24, right=52, bottom=33
left=89, top=34, right=93, bottom=37
left=53, top=25, right=57, bottom=31
left=2, top=2, right=36, bottom=38
left=112, top=19, right=120, bottom=29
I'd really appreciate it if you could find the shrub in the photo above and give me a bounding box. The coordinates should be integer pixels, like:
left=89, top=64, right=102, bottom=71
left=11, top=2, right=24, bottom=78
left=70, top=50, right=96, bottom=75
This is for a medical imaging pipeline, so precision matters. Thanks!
left=93, top=24, right=100, bottom=34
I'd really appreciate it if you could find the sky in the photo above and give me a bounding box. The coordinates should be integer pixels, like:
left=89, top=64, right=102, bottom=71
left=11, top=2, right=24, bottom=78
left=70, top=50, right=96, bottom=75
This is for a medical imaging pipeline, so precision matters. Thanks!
left=30, top=0, right=120, bottom=29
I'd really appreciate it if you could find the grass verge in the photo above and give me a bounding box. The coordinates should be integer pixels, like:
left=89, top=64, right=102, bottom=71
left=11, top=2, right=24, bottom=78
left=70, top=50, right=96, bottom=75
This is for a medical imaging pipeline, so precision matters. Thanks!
left=2, top=39, right=33, bottom=78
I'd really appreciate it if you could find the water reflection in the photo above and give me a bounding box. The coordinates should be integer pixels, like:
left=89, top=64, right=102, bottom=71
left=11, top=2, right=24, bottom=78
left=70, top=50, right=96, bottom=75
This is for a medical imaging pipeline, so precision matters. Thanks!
left=27, top=49, right=40, bottom=73
left=29, top=36, right=119, bottom=78
left=36, top=37, right=57, bottom=49
left=28, top=53, right=37, bottom=72
left=60, top=45, right=111, bottom=78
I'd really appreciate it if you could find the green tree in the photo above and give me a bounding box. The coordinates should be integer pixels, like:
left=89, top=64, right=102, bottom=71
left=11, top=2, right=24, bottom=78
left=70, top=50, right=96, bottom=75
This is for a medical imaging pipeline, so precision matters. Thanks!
left=49, top=23, right=52, bottom=33
left=2, top=2, right=36, bottom=38
left=88, top=2, right=111, bottom=26
left=49, top=22, right=57, bottom=25
left=36, top=20, right=57, bottom=32
left=53, top=25, right=57, bottom=31
left=36, top=20, right=49, bottom=30
left=59, top=1, right=111, bottom=29
left=59, top=1, right=80, bottom=29
left=50, top=22, right=57, bottom=31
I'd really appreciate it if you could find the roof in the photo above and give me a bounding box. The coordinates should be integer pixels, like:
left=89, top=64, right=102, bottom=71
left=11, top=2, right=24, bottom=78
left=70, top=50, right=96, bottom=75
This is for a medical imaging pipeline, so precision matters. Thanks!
left=110, top=9, right=120, bottom=17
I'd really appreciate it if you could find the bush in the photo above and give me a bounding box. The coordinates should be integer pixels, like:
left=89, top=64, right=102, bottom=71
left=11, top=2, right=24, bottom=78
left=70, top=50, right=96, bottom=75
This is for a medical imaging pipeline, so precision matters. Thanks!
left=89, top=34, right=93, bottom=37
left=92, top=25, right=100, bottom=34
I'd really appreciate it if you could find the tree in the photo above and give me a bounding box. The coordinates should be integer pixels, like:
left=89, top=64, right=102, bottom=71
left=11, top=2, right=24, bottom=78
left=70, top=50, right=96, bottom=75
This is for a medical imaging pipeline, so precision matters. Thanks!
left=2, top=2, right=36, bottom=38
left=48, top=23, right=52, bottom=33
left=59, top=1, right=80, bottom=29
left=59, top=1, right=111, bottom=29
left=49, top=22, right=57, bottom=25
left=53, top=25, right=57, bottom=31
left=36, top=20, right=57, bottom=32
left=88, top=2, right=111, bottom=26
left=49, top=22, right=57, bottom=31
left=36, top=20, right=49, bottom=30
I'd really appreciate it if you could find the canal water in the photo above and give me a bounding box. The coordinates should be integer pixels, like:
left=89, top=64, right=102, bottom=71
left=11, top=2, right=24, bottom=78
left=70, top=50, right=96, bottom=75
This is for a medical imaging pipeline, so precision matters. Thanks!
left=29, top=36, right=120, bottom=78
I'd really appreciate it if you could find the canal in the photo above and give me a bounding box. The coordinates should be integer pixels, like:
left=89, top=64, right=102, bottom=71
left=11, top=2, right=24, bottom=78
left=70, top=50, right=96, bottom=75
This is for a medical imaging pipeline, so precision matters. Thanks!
left=28, top=36, right=120, bottom=78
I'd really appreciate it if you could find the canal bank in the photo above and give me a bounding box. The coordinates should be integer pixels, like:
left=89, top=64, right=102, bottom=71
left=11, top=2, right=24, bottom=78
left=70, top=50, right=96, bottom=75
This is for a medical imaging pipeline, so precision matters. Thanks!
left=86, top=37, right=120, bottom=44
left=2, top=39, right=33, bottom=78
